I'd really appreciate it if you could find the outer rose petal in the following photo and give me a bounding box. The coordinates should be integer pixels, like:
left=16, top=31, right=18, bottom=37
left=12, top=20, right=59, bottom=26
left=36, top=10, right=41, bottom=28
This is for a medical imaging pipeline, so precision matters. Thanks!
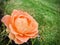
left=11, top=10, right=28, bottom=17
left=1, top=15, right=11, bottom=27
left=9, top=33, right=15, bottom=40
left=14, top=38, right=24, bottom=44
left=11, top=10, right=23, bottom=16
left=25, top=29, right=38, bottom=38
left=15, top=34, right=29, bottom=42
left=9, top=24, right=18, bottom=34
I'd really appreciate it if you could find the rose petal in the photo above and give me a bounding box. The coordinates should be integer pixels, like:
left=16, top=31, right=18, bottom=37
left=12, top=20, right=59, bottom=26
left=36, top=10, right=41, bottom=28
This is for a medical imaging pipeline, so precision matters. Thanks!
left=24, top=22, right=38, bottom=33
left=11, top=10, right=24, bottom=16
left=1, top=15, right=11, bottom=27
left=25, top=29, right=38, bottom=38
left=9, top=24, right=18, bottom=34
left=15, top=34, right=29, bottom=42
left=15, top=18, right=28, bottom=33
left=8, top=33, right=15, bottom=40
left=14, top=38, right=24, bottom=44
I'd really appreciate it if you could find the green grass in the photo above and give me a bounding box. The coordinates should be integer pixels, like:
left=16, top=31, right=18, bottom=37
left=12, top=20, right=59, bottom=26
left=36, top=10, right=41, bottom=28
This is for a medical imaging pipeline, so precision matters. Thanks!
left=0, top=0, right=60, bottom=45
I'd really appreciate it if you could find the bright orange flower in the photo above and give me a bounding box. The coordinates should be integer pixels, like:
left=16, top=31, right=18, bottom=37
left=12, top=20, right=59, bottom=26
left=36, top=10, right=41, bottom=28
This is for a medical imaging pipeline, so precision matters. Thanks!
left=1, top=10, right=38, bottom=44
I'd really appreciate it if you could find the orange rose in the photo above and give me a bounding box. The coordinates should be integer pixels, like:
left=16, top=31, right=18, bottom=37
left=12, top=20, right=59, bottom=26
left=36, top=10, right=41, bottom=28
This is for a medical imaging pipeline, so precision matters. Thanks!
left=1, top=10, right=38, bottom=44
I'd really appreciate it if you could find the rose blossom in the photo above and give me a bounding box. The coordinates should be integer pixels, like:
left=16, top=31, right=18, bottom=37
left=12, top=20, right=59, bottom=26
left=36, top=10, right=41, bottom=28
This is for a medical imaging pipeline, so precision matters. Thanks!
left=1, top=10, right=38, bottom=44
